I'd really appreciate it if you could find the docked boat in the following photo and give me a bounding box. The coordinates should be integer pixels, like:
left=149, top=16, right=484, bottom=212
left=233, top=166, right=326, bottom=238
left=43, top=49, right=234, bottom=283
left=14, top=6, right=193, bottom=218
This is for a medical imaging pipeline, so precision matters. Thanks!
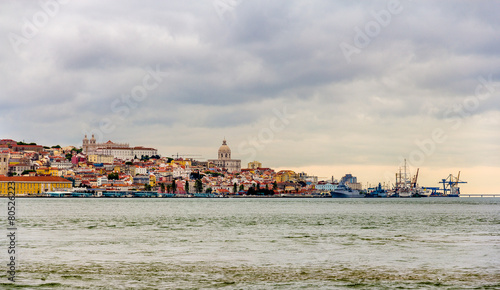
left=331, top=183, right=364, bottom=198
left=365, top=183, right=387, bottom=198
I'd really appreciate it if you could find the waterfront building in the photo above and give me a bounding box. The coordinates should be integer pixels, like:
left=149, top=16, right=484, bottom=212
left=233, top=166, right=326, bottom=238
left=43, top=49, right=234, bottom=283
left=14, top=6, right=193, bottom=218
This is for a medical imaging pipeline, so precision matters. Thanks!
left=97, top=176, right=109, bottom=186
left=208, top=139, right=241, bottom=173
left=315, top=182, right=336, bottom=191
left=0, top=149, right=10, bottom=176
left=0, top=176, right=72, bottom=195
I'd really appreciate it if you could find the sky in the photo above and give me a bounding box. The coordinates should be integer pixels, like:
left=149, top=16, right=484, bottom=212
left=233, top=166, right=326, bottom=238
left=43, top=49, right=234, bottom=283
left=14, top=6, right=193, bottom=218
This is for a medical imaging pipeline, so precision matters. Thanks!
left=1, top=0, right=499, bottom=193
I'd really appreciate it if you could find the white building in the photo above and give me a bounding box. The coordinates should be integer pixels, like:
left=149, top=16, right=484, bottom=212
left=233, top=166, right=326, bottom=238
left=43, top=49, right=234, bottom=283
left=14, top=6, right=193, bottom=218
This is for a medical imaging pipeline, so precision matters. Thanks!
left=315, top=182, right=336, bottom=191
left=82, top=135, right=158, bottom=160
left=95, top=146, right=158, bottom=161
left=50, top=159, right=73, bottom=170
left=97, top=176, right=109, bottom=186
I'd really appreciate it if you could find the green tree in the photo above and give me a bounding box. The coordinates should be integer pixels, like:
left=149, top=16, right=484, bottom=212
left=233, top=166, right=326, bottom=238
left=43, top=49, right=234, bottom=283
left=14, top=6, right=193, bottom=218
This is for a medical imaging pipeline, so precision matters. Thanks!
left=51, top=145, right=61, bottom=148
left=273, top=181, right=278, bottom=190
left=144, top=183, right=152, bottom=191
left=65, top=153, right=73, bottom=161
left=171, top=180, right=176, bottom=193
left=21, top=170, right=35, bottom=175
left=205, top=187, right=212, bottom=194
left=239, top=184, right=244, bottom=192
left=233, top=182, right=237, bottom=194
left=160, top=183, right=165, bottom=193
left=108, top=173, right=119, bottom=180
left=166, top=184, right=172, bottom=193
left=195, top=179, right=203, bottom=193
left=184, top=180, right=190, bottom=193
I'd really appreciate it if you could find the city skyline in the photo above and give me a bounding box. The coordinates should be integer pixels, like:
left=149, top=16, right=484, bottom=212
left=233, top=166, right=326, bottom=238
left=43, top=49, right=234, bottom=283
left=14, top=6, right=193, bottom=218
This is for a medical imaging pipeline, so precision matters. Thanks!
left=1, top=1, right=499, bottom=193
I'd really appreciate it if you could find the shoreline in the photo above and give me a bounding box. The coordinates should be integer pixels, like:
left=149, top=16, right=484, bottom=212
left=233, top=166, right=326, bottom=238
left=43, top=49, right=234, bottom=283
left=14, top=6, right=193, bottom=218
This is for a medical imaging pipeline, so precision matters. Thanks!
left=2, top=194, right=498, bottom=198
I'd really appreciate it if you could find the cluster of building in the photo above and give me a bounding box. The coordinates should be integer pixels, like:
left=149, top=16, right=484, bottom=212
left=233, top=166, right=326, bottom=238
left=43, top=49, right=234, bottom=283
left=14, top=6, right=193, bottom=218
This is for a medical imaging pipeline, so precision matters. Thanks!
left=0, top=137, right=361, bottom=196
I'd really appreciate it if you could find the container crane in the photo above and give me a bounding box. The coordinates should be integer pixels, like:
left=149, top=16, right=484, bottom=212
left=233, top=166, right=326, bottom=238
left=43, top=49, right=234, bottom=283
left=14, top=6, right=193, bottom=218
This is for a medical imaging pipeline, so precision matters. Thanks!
left=439, top=171, right=467, bottom=197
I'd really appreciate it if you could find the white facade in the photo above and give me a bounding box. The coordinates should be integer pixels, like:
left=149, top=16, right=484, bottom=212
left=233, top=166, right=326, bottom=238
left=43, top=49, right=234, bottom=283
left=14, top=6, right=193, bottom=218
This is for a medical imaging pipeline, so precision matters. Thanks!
left=315, top=183, right=336, bottom=191
left=208, top=139, right=241, bottom=173
left=97, top=176, right=109, bottom=186
left=134, top=166, right=147, bottom=175
left=50, top=160, right=73, bottom=170
left=173, top=166, right=191, bottom=179
left=95, top=147, right=157, bottom=161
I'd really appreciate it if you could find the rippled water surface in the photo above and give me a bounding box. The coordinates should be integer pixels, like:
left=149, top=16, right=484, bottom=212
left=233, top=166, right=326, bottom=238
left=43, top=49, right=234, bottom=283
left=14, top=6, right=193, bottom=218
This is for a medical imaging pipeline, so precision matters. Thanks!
left=3, top=198, right=500, bottom=288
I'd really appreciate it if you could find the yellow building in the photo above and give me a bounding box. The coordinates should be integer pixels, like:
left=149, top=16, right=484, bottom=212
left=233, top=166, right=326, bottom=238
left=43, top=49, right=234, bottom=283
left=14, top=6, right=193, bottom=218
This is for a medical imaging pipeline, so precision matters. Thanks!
left=276, top=170, right=298, bottom=183
left=149, top=174, right=156, bottom=187
left=0, top=176, right=72, bottom=195
left=171, top=159, right=191, bottom=167
left=36, top=167, right=59, bottom=176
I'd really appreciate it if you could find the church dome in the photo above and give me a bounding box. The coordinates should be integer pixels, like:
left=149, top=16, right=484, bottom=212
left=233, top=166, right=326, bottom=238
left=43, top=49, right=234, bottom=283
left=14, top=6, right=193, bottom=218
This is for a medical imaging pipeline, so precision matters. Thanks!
left=218, top=139, right=231, bottom=160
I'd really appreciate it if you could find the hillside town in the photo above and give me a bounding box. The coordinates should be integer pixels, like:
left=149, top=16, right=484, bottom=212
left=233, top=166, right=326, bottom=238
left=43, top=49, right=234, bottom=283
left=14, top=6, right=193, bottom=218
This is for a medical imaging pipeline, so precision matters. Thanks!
left=0, top=136, right=363, bottom=197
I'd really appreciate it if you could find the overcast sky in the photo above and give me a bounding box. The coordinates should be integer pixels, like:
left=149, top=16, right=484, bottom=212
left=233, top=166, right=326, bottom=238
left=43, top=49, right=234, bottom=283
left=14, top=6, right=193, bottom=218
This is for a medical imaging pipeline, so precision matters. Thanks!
left=1, top=0, right=499, bottom=193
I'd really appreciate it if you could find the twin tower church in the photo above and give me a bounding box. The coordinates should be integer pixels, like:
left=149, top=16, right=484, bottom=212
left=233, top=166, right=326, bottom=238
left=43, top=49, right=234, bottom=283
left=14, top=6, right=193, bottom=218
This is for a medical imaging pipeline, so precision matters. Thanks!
left=83, top=135, right=241, bottom=173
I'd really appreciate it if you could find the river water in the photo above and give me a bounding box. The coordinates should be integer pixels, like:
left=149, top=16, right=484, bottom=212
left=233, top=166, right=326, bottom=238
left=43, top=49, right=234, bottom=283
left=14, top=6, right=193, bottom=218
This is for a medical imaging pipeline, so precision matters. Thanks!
left=3, top=198, right=500, bottom=288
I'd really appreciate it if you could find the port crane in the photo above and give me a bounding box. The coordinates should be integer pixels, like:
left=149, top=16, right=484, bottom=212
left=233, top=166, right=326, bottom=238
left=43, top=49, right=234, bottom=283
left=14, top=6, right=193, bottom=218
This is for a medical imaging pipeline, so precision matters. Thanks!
left=439, top=171, right=467, bottom=196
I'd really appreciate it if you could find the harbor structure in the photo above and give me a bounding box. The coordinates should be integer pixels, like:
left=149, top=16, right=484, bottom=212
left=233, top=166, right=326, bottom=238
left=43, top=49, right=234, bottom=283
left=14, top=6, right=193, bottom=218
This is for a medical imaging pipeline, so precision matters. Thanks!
left=438, top=172, right=467, bottom=197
